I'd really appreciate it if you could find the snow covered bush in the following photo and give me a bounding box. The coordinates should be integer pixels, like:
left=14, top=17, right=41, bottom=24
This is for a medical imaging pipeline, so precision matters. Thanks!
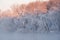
left=0, top=9, right=60, bottom=33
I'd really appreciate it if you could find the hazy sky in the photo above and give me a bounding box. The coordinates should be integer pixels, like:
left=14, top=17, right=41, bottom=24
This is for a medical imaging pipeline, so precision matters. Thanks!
left=0, top=0, right=49, bottom=11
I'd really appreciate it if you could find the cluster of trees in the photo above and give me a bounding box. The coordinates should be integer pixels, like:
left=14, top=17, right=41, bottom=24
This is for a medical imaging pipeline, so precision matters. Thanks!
left=0, top=10, right=60, bottom=33
left=0, top=0, right=60, bottom=32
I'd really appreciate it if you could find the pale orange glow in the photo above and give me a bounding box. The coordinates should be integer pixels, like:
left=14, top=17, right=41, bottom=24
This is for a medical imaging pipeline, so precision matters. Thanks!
left=0, top=9, right=19, bottom=18
left=0, top=0, right=50, bottom=11
left=0, top=1, right=49, bottom=18
left=24, top=1, right=48, bottom=13
left=0, top=0, right=59, bottom=18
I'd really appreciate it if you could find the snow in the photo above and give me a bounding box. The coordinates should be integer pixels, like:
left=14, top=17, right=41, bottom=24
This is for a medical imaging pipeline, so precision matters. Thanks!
left=0, top=10, right=60, bottom=32
left=0, top=32, right=60, bottom=40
